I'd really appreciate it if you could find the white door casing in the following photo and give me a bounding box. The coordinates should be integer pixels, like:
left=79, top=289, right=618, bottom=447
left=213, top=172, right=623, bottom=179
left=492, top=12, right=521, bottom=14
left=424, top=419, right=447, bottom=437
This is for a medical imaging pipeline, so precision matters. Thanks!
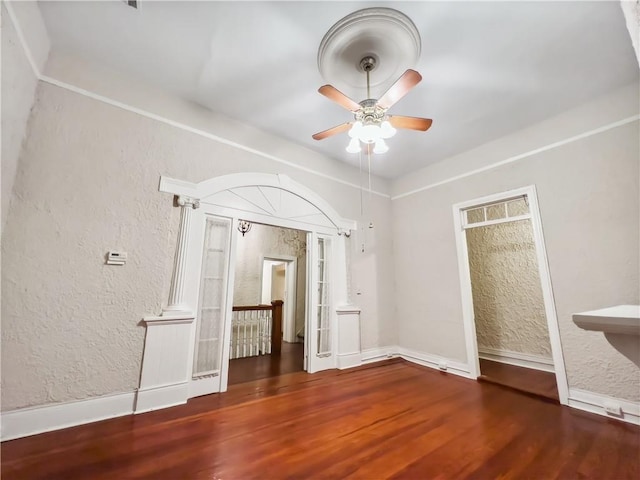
left=452, top=185, right=569, bottom=405
left=157, top=173, right=356, bottom=398
left=261, top=256, right=298, bottom=343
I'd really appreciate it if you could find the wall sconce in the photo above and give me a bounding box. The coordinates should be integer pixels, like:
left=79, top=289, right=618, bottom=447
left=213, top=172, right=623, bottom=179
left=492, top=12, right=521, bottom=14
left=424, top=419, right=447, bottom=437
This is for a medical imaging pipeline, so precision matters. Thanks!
left=237, top=220, right=252, bottom=237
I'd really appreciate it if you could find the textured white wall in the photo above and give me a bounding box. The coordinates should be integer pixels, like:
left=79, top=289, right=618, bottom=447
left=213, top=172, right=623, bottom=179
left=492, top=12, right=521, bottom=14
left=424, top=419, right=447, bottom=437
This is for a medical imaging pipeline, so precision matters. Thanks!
left=233, top=224, right=307, bottom=335
left=1, top=78, right=396, bottom=411
left=620, top=0, right=640, bottom=66
left=467, top=220, right=552, bottom=357
left=1, top=3, right=40, bottom=228
left=393, top=84, right=640, bottom=402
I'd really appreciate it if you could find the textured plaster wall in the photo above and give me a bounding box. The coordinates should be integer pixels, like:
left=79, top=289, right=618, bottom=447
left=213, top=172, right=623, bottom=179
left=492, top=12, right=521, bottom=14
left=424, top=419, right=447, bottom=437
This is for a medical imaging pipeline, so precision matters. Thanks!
left=620, top=0, right=640, bottom=65
left=233, top=224, right=307, bottom=335
left=1, top=76, right=396, bottom=411
left=1, top=3, right=40, bottom=228
left=392, top=84, right=640, bottom=402
left=467, top=220, right=552, bottom=358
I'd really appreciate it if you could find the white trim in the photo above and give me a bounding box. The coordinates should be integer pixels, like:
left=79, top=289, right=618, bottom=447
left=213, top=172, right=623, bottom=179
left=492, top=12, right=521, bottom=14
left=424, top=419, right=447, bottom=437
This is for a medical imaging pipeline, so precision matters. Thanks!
left=161, top=173, right=357, bottom=232
left=1, top=391, right=136, bottom=441
left=336, top=306, right=362, bottom=315
left=398, top=347, right=474, bottom=379
left=143, top=314, right=195, bottom=325
left=463, top=214, right=531, bottom=230
left=392, top=115, right=640, bottom=200
left=337, top=352, right=362, bottom=369
left=568, top=388, right=640, bottom=426
left=478, top=347, right=555, bottom=373
left=42, top=73, right=392, bottom=198
left=4, top=7, right=389, bottom=199
left=261, top=255, right=298, bottom=344
left=197, top=203, right=337, bottom=236
left=43, top=73, right=390, bottom=199
left=452, top=185, right=570, bottom=404
left=3, top=1, right=42, bottom=78
left=134, top=381, right=189, bottom=414
left=6, top=4, right=636, bottom=205
left=361, top=346, right=397, bottom=364
left=189, top=374, right=221, bottom=399
left=527, top=187, right=570, bottom=403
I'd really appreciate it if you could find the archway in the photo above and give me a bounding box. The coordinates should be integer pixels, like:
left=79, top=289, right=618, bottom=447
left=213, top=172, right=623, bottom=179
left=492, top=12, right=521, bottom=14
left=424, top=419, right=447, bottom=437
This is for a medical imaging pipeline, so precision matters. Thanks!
left=136, top=173, right=359, bottom=413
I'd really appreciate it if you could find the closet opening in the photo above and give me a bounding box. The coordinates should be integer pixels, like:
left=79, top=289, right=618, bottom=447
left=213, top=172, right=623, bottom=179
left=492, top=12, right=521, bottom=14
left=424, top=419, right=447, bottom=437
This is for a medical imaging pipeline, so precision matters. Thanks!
left=453, top=186, right=569, bottom=404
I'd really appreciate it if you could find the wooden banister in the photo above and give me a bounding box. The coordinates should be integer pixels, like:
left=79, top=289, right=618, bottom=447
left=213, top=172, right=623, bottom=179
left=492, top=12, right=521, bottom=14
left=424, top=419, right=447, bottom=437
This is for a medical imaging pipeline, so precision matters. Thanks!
left=232, top=304, right=273, bottom=311
left=271, top=300, right=283, bottom=354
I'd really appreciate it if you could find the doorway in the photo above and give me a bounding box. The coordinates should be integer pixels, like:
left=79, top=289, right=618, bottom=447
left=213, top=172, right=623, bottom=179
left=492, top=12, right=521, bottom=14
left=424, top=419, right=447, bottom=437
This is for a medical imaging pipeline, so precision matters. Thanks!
left=261, top=256, right=298, bottom=343
left=227, top=223, right=306, bottom=385
left=453, top=186, right=569, bottom=404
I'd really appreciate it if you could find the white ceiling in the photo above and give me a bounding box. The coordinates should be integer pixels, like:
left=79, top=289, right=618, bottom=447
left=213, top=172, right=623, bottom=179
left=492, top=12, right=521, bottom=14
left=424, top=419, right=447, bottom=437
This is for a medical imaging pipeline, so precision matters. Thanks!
left=38, top=1, right=638, bottom=179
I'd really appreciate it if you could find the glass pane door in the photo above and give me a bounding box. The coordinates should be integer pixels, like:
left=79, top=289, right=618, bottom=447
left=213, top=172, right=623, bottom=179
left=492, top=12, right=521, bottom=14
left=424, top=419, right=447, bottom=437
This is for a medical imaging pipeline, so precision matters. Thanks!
left=307, top=233, right=335, bottom=373
left=193, top=216, right=231, bottom=377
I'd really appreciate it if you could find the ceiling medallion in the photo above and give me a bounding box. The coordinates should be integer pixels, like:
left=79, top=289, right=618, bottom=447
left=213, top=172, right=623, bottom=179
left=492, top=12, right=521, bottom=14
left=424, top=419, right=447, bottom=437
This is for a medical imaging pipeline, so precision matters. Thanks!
left=317, top=8, right=421, bottom=95
left=313, top=9, right=432, bottom=154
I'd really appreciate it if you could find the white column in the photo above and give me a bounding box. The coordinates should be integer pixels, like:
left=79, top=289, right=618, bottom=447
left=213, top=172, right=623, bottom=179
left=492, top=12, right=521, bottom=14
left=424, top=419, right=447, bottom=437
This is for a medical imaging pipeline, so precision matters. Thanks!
left=164, top=196, right=199, bottom=314
left=136, top=195, right=200, bottom=413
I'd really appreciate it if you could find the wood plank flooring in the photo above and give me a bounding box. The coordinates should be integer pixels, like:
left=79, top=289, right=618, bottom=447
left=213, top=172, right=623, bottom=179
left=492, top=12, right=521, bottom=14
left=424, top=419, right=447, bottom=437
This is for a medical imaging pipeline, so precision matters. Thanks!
left=228, top=341, right=304, bottom=385
left=479, top=357, right=560, bottom=401
left=2, top=359, right=639, bottom=479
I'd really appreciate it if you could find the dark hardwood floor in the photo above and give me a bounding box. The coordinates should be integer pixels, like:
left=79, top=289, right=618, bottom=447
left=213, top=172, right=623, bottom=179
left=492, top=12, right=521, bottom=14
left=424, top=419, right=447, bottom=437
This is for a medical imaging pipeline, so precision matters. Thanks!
left=479, top=357, right=560, bottom=401
left=2, top=359, right=639, bottom=479
left=228, top=340, right=304, bottom=385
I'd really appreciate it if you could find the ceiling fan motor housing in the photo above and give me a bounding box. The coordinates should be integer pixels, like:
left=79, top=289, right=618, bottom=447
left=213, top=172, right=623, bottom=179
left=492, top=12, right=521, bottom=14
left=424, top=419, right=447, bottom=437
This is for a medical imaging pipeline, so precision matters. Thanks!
left=356, top=99, right=386, bottom=125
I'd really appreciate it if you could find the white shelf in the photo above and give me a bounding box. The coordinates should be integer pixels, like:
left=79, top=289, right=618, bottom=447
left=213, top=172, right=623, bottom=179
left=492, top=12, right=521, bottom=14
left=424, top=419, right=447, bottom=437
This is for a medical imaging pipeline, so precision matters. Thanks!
left=572, top=305, right=640, bottom=335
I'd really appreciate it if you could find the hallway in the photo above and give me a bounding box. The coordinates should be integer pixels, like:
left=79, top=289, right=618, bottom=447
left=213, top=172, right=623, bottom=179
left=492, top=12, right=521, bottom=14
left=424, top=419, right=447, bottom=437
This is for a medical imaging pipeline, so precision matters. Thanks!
left=228, top=341, right=304, bottom=385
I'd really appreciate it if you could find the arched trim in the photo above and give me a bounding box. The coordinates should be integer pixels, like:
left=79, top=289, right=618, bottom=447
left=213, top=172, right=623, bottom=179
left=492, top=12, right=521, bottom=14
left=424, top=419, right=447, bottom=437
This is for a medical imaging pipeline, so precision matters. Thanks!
left=159, top=173, right=356, bottom=232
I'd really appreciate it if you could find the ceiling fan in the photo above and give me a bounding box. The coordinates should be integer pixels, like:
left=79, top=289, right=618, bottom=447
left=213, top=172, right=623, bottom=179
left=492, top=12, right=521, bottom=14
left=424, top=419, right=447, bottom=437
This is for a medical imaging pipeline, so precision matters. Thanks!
left=312, top=56, right=433, bottom=154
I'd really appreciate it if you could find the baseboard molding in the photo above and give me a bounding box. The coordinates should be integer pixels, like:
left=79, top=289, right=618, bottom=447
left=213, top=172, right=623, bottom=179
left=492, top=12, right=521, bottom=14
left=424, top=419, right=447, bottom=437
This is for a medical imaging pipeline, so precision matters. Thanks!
left=134, top=381, right=189, bottom=414
left=359, top=346, right=473, bottom=380
left=478, top=347, right=555, bottom=373
left=398, top=347, right=474, bottom=379
left=361, top=346, right=398, bottom=364
left=337, top=352, right=363, bottom=370
left=1, top=391, right=136, bottom=441
left=568, top=388, right=640, bottom=426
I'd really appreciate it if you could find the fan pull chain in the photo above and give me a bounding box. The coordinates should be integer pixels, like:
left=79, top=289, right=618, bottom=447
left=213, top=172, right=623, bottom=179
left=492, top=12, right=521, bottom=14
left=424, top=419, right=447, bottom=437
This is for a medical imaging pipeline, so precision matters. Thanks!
left=359, top=148, right=365, bottom=253
left=368, top=147, right=373, bottom=230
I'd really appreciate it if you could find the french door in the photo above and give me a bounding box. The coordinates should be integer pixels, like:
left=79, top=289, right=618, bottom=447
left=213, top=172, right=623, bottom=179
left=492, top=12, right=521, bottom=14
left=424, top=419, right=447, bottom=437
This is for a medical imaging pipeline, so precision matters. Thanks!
left=189, top=214, right=234, bottom=398
left=306, top=232, right=336, bottom=373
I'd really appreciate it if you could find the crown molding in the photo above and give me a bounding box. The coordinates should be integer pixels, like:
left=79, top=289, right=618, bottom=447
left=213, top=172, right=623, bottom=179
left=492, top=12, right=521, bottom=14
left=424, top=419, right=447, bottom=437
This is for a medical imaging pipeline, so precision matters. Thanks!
left=391, top=114, right=640, bottom=201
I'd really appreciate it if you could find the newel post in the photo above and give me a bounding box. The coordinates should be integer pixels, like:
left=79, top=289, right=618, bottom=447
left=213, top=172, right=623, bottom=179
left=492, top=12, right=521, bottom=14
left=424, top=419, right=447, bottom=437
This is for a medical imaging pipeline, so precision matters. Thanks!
left=271, top=300, right=283, bottom=354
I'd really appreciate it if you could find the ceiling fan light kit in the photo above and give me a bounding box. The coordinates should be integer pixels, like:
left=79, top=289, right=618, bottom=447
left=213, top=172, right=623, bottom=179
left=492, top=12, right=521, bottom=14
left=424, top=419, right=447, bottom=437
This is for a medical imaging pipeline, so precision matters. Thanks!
left=313, top=8, right=433, bottom=154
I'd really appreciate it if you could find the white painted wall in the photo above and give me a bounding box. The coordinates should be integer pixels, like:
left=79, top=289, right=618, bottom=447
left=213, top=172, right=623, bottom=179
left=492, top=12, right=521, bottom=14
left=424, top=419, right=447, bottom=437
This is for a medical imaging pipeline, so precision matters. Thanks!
left=1, top=3, right=43, bottom=228
left=1, top=65, right=396, bottom=411
left=392, top=83, right=640, bottom=402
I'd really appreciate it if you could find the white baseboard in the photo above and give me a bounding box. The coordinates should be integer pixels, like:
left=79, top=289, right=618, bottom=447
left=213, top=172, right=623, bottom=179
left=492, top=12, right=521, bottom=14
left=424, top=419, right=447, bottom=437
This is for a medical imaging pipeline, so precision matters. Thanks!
left=188, top=375, right=221, bottom=399
left=361, top=346, right=398, bottom=364
left=337, top=352, right=363, bottom=369
left=134, top=381, right=189, bottom=414
left=398, top=347, right=474, bottom=379
left=568, top=388, right=640, bottom=426
left=359, top=346, right=473, bottom=380
left=1, top=391, right=136, bottom=441
left=478, top=347, right=555, bottom=373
